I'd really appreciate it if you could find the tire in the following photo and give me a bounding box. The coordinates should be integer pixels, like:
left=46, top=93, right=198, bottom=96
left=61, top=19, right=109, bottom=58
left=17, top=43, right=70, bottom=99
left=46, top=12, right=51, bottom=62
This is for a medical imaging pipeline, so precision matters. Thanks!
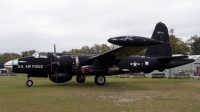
left=94, top=75, right=106, bottom=86
left=26, top=80, right=33, bottom=87
left=76, top=75, right=85, bottom=83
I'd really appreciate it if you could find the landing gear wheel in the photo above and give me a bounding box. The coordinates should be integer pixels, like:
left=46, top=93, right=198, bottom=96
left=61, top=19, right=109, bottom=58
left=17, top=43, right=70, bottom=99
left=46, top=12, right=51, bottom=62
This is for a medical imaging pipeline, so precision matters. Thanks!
left=94, top=75, right=106, bottom=86
left=26, top=80, right=33, bottom=87
left=76, top=75, right=86, bottom=83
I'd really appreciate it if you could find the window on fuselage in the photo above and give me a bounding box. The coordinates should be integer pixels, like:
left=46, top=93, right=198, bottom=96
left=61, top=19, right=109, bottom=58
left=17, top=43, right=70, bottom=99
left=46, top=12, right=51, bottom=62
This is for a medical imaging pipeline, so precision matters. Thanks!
left=32, top=52, right=39, bottom=58
left=32, top=52, right=48, bottom=58
left=39, top=52, right=48, bottom=58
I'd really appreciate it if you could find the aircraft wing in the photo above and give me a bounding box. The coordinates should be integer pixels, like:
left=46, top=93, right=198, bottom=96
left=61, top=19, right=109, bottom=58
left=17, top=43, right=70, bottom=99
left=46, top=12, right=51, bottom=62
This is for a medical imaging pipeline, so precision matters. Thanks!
left=89, top=46, right=148, bottom=62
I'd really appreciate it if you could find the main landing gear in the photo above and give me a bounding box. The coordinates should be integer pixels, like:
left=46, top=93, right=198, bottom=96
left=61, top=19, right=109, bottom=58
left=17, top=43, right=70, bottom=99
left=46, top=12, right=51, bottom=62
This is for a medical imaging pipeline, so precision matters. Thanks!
left=76, top=75, right=86, bottom=83
left=76, top=75, right=106, bottom=86
left=94, top=75, right=106, bottom=86
left=25, top=75, right=106, bottom=87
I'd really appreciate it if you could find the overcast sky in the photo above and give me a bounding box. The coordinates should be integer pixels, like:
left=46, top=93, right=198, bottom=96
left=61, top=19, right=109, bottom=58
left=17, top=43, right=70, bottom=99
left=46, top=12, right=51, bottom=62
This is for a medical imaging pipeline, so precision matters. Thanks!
left=0, top=0, right=199, bottom=54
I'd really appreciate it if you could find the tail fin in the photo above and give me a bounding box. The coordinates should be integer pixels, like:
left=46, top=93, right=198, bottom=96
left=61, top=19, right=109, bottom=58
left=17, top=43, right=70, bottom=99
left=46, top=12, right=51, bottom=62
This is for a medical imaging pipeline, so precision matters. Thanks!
left=145, top=22, right=172, bottom=57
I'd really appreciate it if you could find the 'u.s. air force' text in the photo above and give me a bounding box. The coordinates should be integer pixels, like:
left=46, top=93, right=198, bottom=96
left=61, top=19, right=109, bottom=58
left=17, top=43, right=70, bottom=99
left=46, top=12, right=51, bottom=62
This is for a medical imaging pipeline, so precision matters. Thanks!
left=18, top=65, right=43, bottom=68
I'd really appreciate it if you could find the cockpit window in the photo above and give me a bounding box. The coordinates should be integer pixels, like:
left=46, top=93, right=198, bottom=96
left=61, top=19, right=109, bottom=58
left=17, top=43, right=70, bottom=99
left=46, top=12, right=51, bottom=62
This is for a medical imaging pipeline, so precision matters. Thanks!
left=32, top=52, right=48, bottom=58
left=32, top=52, right=39, bottom=58
left=39, top=52, right=48, bottom=58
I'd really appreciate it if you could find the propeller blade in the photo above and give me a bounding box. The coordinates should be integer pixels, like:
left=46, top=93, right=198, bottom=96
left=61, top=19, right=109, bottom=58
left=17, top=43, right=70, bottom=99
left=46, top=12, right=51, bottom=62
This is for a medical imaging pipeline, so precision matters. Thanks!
left=54, top=44, right=57, bottom=59
left=54, top=44, right=57, bottom=83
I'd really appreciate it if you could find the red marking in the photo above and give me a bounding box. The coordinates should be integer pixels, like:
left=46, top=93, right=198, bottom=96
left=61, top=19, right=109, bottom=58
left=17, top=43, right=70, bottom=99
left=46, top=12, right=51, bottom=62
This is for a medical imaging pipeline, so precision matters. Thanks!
left=48, top=59, right=53, bottom=74
left=81, top=67, right=99, bottom=74
left=50, top=74, right=55, bottom=79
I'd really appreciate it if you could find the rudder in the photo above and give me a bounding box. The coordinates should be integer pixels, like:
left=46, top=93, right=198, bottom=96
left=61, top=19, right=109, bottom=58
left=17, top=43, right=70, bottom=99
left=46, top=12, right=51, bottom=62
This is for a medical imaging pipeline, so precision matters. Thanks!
left=145, top=22, right=172, bottom=57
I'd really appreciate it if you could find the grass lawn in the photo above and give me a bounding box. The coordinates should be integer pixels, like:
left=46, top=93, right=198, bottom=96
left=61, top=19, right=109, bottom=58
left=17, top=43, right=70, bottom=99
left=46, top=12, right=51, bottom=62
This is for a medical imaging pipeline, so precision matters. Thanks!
left=0, top=76, right=200, bottom=112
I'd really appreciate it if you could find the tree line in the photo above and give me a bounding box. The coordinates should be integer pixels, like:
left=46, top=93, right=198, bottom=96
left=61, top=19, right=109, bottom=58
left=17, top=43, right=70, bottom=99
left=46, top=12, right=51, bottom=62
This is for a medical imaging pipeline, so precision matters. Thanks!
left=0, top=35, right=200, bottom=68
left=63, top=44, right=119, bottom=54
left=65, top=35, right=199, bottom=55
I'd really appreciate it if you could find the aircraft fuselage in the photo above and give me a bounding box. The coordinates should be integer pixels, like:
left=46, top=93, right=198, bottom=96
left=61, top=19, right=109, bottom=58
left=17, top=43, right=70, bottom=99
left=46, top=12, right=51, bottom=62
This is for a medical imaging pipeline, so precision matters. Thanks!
left=12, top=53, right=194, bottom=76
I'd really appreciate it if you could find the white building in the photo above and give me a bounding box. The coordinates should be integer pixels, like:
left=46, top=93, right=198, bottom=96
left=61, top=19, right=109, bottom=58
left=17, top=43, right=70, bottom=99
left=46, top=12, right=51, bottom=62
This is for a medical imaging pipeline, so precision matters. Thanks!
left=0, top=68, right=8, bottom=74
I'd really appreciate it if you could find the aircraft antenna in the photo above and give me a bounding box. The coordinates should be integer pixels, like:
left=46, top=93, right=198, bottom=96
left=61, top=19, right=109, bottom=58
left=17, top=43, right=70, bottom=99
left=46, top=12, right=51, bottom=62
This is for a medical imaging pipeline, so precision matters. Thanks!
left=169, top=29, right=174, bottom=35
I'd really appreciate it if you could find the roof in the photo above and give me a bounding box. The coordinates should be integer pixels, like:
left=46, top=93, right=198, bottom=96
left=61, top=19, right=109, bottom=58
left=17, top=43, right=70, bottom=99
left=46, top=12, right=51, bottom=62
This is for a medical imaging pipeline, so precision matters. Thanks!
left=0, top=68, right=7, bottom=70
left=172, top=54, right=200, bottom=60
left=188, top=55, right=200, bottom=60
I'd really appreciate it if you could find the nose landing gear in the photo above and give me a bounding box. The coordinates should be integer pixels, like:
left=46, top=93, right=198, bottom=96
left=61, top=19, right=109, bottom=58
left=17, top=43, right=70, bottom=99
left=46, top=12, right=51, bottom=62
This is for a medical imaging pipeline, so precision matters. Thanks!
left=26, top=76, right=33, bottom=87
left=26, top=79, right=33, bottom=87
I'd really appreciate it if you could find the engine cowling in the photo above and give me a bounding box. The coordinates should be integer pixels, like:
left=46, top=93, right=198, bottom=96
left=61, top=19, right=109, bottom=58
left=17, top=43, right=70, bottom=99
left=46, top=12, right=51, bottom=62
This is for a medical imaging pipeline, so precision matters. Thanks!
left=58, top=55, right=79, bottom=70
left=49, top=73, right=72, bottom=83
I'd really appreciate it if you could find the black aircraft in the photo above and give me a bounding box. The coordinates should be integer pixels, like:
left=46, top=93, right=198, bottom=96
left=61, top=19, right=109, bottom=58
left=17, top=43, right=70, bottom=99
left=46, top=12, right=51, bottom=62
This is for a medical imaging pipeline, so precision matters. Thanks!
left=4, top=22, right=195, bottom=87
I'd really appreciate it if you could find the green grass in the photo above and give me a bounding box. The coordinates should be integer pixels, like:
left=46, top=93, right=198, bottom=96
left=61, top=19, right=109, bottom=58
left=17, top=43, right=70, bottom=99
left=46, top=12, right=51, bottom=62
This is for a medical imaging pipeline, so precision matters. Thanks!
left=0, top=76, right=200, bottom=112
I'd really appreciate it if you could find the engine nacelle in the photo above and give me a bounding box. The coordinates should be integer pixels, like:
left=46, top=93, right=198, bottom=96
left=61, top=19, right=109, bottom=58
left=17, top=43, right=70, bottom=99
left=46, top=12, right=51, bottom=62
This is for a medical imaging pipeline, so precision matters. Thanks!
left=49, top=73, right=72, bottom=83
left=81, top=65, right=119, bottom=75
left=59, top=55, right=80, bottom=70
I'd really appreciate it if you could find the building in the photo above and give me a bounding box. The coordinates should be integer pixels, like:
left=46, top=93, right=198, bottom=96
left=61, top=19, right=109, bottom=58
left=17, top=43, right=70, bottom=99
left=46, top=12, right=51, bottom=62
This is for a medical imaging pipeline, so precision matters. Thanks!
left=0, top=68, right=8, bottom=74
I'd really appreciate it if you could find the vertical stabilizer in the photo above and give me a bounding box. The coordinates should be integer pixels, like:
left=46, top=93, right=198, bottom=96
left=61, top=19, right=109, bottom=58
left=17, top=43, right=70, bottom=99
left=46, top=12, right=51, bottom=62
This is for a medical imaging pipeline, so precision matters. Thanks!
left=145, top=22, right=172, bottom=57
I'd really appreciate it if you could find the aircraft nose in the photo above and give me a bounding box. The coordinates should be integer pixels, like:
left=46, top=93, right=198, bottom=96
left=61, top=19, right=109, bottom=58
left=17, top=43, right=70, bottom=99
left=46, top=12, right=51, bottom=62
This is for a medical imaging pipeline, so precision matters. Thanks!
left=4, top=60, right=13, bottom=72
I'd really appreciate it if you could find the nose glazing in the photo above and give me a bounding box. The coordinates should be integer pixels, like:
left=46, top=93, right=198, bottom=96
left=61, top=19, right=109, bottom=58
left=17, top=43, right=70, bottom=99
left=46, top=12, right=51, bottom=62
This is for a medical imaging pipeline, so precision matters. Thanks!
left=4, top=60, right=13, bottom=72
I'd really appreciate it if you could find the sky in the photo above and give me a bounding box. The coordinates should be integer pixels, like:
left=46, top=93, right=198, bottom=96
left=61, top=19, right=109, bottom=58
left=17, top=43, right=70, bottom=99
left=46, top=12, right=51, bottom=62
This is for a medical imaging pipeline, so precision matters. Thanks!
left=0, top=0, right=200, bottom=54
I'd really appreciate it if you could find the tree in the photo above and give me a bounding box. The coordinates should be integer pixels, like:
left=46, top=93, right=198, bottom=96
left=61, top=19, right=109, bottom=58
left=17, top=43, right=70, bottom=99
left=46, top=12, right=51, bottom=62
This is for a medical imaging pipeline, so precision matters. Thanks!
left=89, top=43, right=101, bottom=54
left=80, top=46, right=90, bottom=53
left=21, top=51, right=29, bottom=57
left=28, top=50, right=36, bottom=56
left=67, top=49, right=80, bottom=53
left=110, top=44, right=118, bottom=50
left=100, top=44, right=110, bottom=53
left=187, top=35, right=200, bottom=55
left=169, top=34, right=189, bottom=55
left=66, top=44, right=113, bottom=54
left=135, top=35, right=190, bottom=56
left=9, top=53, right=21, bottom=59
left=21, top=50, right=36, bottom=57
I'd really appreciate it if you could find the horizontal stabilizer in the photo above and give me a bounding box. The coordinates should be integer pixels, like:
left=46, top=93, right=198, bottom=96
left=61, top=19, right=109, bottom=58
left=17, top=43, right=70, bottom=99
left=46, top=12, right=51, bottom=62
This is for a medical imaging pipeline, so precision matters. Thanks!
left=157, top=56, right=188, bottom=62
